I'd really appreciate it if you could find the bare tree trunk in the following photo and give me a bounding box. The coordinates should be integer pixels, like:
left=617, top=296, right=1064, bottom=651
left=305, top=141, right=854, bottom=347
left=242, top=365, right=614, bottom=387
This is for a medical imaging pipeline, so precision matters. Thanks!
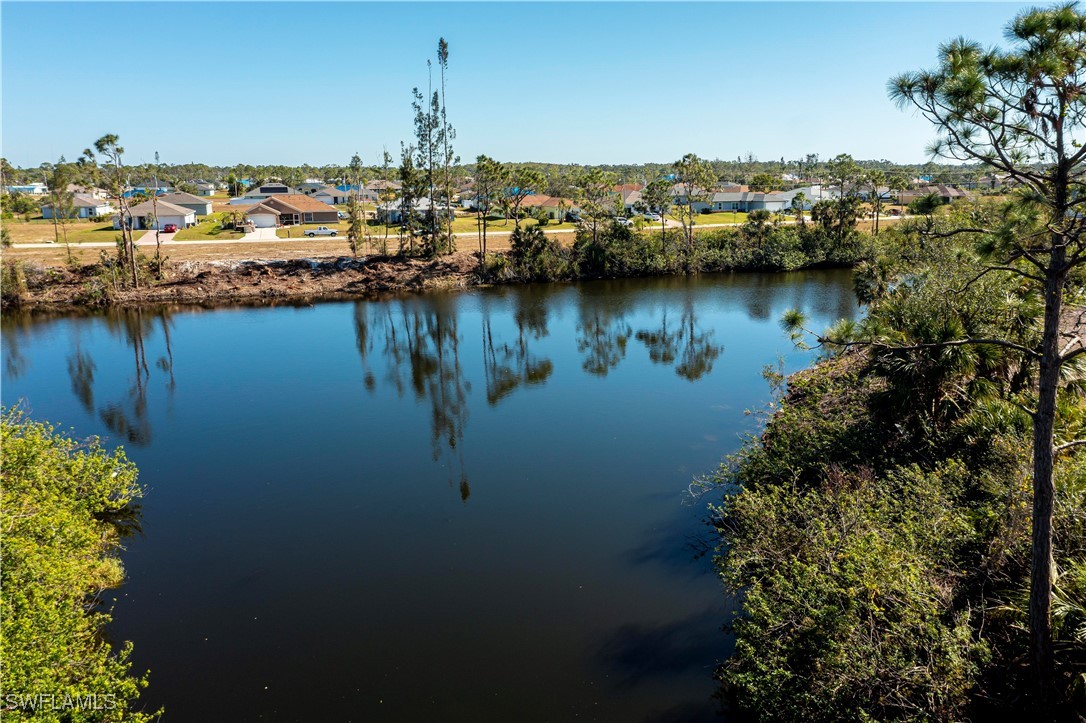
left=1030, top=255, right=1064, bottom=703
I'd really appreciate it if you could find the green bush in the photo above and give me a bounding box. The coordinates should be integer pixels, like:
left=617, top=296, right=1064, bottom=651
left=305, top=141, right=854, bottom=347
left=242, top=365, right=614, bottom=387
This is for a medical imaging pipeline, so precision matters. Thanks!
left=1, top=410, right=157, bottom=721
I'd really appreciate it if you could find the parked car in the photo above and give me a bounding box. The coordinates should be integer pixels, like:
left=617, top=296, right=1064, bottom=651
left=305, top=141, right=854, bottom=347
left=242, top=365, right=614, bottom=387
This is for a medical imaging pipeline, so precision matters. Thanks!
left=337, top=211, right=348, bottom=220
left=615, top=217, right=633, bottom=227
left=162, top=223, right=178, bottom=233
left=305, top=226, right=338, bottom=237
left=643, top=212, right=661, bottom=221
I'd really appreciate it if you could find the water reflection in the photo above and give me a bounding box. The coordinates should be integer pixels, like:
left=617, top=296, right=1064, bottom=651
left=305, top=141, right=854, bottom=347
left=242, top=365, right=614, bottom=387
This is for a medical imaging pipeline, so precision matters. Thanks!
left=576, top=286, right=633, bottom=376
left=354, top=297, right=472, bottom=500
left=3, top=308, right=178, bottom=446
left=635, top=299, right=721, bottom=382
left=481, top=287, right=554, bottom=405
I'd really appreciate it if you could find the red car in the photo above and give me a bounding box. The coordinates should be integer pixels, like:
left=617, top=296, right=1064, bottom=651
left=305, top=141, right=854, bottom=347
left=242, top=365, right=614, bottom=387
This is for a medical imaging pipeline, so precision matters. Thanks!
left=162, top=223, right=178, bottom=233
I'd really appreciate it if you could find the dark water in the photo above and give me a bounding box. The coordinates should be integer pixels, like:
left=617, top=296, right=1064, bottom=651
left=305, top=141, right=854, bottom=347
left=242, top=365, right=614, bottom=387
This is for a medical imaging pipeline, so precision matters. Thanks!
left=2, top=271, right=857, bottom=722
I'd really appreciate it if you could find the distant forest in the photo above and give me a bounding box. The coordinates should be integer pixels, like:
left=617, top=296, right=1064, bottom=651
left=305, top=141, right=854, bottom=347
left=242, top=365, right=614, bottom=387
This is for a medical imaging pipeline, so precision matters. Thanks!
left=0, top=155, right=996, bottom=196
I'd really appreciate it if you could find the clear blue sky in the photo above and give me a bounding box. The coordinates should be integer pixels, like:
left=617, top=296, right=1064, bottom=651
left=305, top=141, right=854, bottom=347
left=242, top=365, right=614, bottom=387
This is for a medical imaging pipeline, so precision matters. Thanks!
left=2, top=2, right=1034, bottom=168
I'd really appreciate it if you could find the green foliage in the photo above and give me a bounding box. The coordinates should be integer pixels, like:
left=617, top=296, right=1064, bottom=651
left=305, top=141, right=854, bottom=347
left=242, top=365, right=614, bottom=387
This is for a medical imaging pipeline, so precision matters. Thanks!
left=506, top=224, right=570, bottom=281
left=483, top=221, right=869, bottom=285
left=720, top=462, right=987, bottom=721
left=717, top=196, right=1086, bottom=718
left=1, top=410, right=156, bottom=721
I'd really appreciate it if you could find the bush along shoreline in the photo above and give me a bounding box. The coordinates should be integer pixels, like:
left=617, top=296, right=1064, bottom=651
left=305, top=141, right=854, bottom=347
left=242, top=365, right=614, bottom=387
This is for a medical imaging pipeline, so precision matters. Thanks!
left=485, top=214, right=867, bottom=283
left=0, top=215, right=869, bottom=310
left=1, top=410, right=158, bottom=721
left=709, top=203, right=1086, bottom=720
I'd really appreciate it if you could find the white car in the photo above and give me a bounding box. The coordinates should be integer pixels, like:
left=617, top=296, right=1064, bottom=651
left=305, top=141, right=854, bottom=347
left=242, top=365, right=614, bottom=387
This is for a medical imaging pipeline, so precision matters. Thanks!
left=643, top=212, right=662, bottom=221
left=305, top=226, right=338, bottom=237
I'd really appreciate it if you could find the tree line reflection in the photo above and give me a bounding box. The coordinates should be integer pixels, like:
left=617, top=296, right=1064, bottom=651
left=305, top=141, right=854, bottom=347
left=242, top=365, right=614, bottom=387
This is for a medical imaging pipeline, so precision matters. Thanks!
left=4, top=308, right=177, bottom=447
left=3, top=273, right=858, bottom=501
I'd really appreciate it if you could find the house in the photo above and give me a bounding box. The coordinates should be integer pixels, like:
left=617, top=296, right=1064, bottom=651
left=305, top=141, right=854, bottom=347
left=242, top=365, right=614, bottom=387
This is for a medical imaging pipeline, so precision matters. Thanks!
left=856, top=185, right=894, bottom=202
left=65, top=184, right=108, bottom=199
left=253, top=194, right=339, bottom=225
left=620, top=189, right=643, bottom=214
left=229, top=182, right=301, bottom=204
left=158, top=191, right=213, bottom=216
left=312, top=186, right=352, bottom=206
left=710, top=191, right=795, bottom=213
left=126, top=179, right=172, bottom=197
left=42, top=193, right=115, bottom=219
left=193, top=180, right=217, bottom=196
left=6, top=182, right=48, bottom=195
left=362, top=180, right=402, bottom=203
left=613, top=182, right=644, bottom=194
left=899, top=184, right=970, bottom=205
left=298, top=181, right=329, bottom=195
left=113, top=200, right=196, bottom=230
left=376, top=197, right=455, bottom=225
left=520, top=194, right=577, bottom=221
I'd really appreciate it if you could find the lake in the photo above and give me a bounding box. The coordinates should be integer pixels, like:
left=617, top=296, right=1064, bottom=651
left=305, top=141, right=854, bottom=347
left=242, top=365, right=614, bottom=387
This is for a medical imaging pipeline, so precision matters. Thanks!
left=2, top=270, right=857, bottom=722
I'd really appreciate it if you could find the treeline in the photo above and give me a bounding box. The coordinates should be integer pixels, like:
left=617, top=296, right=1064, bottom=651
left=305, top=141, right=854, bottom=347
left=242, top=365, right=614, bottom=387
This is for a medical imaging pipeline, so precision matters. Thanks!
left=485, top=213, right=867, bottom=283
left=0, top=154, right=996, bottom=193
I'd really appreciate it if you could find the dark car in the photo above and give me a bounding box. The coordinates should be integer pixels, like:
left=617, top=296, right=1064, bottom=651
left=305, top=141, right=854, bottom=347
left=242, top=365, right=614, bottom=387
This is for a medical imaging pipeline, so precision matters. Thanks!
left=162, top=223, right=178, bottom=233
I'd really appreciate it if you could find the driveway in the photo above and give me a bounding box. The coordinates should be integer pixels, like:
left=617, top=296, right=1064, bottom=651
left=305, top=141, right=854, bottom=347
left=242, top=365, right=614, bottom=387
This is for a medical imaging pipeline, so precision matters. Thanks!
left=240, top=226, right=279, bottom=241
left=135, top=230, right=176, bottom=245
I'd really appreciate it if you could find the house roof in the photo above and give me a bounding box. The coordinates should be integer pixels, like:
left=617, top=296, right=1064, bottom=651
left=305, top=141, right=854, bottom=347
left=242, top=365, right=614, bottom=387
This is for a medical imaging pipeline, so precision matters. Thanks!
left=613, top=183, right=644, bottom=193
left=710, top=191, right=795, bottom=203
left=158, top=191, right=208, bottom=206
left=128, top=200, right=194, bottom=216
left=520, top=194, right=574, bottom=208
left=132, top=179, right=171, bottom=189
left=264, top=194, right=338, bottom=212
left=246, top=203, right=280, bottom=216
left=65, top=183, right=105, bottom=195
left=314, top=186, right=346, bottom=196
left=43, top=194, right=111, bottom=209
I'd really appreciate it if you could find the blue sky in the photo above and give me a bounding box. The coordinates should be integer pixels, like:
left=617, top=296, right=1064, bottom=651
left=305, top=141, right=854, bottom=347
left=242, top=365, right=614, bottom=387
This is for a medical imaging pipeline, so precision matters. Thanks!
left=2, top=2, right=1033, bottom=168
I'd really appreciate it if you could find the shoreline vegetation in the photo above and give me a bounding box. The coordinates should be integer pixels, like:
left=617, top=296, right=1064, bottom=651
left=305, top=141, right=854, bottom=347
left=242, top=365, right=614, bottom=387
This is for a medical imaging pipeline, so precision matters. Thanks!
left=709, top=197, right=1086, bottom=718
left=0, top=216, right=866, bottom=311
left=1, top=411, right=158, bottom=721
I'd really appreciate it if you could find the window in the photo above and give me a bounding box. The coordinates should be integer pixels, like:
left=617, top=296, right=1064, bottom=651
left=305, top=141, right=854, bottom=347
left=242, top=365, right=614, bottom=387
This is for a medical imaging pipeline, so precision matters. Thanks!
left=303, top=212, right=313, bottom=222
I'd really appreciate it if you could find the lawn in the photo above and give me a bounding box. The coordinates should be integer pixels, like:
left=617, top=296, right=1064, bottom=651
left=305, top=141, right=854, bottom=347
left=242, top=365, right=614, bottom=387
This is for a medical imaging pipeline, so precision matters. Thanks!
left=275, top=215, right=577, bottom=239
left=174, top=213, right=245, bottom=241
left=664, top=211, right=751, bottom=226
left=4, top=218, right=146, bottom=245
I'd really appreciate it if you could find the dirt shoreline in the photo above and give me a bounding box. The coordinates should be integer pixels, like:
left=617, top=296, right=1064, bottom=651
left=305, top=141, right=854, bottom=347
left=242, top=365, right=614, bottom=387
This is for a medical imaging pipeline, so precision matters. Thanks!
left=2, top=252, right=485, bottom=311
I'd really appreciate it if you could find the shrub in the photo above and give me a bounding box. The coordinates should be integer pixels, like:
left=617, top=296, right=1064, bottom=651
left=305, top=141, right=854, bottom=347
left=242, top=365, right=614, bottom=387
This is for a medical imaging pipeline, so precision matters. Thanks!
left=1, top=410, right=157, bottom=720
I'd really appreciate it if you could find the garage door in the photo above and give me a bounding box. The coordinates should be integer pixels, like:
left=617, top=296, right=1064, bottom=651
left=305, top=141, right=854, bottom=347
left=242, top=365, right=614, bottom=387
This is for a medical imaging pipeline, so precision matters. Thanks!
left=251, top=214, right=277, bottom=228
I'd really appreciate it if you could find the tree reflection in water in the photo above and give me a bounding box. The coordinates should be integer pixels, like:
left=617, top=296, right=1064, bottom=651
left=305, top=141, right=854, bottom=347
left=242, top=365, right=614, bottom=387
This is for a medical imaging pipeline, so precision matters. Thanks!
left=354, top=297, right=472, bottom=501
left=481, top=288, right=554, bottom=405
left=635, top=296, right=722, bottom=382
left=71, top=308, right=176, bottom=447
left=576, top=289, right=632, bottom=377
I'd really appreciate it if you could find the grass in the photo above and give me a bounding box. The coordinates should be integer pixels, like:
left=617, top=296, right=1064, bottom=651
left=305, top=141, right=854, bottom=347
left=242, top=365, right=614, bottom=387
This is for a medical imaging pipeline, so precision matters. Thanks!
left=275, top=215, right=578, bottom=239
left=3, top=217, right=146, bottom=245
left=174, top=213, right=245, bottom=241
left=663, top=211, right=751, bottom=226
